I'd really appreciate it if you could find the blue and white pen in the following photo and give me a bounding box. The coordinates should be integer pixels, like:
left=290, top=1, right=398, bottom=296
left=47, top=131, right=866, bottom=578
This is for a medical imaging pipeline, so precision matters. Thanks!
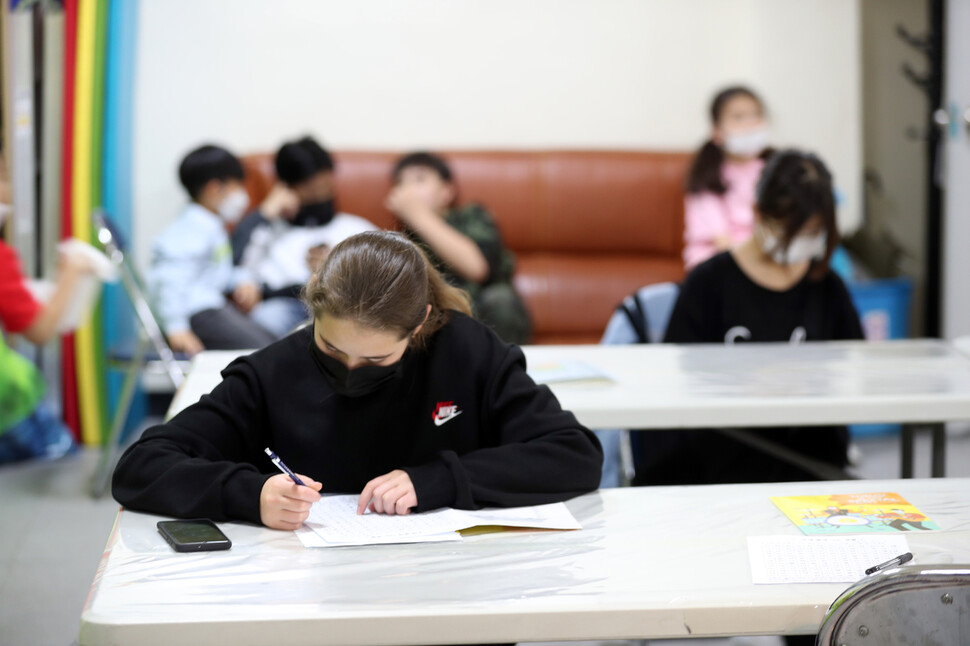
left=264, top=447, right=307, bottom=486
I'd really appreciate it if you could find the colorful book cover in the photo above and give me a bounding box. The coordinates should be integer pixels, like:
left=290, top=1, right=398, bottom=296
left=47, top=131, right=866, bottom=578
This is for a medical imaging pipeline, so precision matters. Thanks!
left=771, top=492, right=939, bottom=535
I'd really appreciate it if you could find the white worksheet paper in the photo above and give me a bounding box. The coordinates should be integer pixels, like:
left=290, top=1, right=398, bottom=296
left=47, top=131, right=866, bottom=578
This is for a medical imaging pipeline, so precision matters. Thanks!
left=298, top=495, right=581, bottom=547
left=296, top=526, right=461, bottom=548
left=747, top=535, right=911, bottom=584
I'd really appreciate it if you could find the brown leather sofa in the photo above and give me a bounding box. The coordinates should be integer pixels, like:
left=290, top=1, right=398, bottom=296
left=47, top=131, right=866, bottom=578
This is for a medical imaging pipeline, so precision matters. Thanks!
left=240, top=150, right=690, bottom=344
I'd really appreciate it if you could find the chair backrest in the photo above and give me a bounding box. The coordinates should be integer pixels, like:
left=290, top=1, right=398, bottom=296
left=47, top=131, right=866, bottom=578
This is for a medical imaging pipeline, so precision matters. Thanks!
left=816, top=564, right=970, bottom=645
left=93, top=211, right=185, bottom=388
left=600, top=282, right=680, bottom=345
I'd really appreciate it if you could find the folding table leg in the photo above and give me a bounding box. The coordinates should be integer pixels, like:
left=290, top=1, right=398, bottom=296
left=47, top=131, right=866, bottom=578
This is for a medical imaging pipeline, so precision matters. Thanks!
left=931, top=423, right=947, bottom=477
left=619, top=429, right=636, bottom=486
left=900, top=424, right=915, bottom=478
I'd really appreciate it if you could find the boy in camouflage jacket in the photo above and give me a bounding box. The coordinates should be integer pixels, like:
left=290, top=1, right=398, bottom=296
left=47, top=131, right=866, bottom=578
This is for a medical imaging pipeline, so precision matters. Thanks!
left=385, top=152, right=531, bottom=344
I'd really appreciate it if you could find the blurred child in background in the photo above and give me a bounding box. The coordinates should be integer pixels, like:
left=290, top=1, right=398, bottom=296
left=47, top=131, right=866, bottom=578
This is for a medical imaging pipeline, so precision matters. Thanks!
left=149, top=144, right=274, bottom=355
left=386, top=152, right=531, bottom=345
left=0, top=152, right=97, bottom=464
left=683, top=86, right=772, bottom=271
left=232, top=136, right=376, bottom=338
left=645, top=149, right=862, bottom=488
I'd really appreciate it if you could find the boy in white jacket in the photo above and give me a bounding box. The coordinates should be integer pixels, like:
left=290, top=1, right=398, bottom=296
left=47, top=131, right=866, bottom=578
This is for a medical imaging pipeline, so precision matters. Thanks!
left=149, top=145, right=275, bottom=355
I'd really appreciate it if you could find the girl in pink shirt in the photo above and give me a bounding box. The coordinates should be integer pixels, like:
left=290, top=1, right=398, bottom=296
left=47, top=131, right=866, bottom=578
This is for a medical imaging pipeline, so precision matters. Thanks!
left=683, top=86, right=772, bottom=270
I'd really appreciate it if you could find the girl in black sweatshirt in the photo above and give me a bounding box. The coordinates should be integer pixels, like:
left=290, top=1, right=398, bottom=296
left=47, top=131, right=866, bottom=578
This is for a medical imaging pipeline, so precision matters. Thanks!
left=638, top=150, right=863, bottom=490
left=112, top=230, right=602, bottom=529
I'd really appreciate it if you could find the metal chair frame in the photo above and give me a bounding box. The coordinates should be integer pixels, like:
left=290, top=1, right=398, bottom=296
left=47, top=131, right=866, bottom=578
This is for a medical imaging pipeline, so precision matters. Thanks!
left=90, top=210, right=186, bottom=497
left=816, top=564, right=970, bottom=645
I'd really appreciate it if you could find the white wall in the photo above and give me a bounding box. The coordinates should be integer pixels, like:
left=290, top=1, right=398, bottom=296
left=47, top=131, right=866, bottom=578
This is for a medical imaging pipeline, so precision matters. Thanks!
left=133, top=0, right=861, bottom=268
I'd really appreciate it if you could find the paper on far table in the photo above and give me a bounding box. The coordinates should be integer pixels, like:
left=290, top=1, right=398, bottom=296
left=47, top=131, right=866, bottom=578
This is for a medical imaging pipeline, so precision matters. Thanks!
left=299, top=495, right=581, bottom=547
left=527, top=359, right=614, bottom=384
left=747, top=535, right=911, bottom=584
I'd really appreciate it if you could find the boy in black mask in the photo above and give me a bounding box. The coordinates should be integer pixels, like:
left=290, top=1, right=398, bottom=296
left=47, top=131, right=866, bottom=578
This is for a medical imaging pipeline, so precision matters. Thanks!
left=232, top=137, right=376, bottom=338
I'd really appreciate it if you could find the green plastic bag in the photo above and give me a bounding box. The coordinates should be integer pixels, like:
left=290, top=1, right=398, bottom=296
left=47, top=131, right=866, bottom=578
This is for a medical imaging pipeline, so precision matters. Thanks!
left=0, top=334, right=45, bottom=432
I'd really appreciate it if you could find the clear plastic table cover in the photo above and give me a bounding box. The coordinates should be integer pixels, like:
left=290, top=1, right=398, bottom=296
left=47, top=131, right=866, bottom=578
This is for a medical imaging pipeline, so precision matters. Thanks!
left=80, top=478, right=970, bottom=646
left=524, top=339, right=970, bottom=428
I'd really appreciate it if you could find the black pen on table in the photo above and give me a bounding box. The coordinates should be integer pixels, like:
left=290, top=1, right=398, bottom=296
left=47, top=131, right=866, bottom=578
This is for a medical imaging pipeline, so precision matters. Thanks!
left=264, top=447, right=307, bottom=486
left=865, top=551, right=913, bottom=575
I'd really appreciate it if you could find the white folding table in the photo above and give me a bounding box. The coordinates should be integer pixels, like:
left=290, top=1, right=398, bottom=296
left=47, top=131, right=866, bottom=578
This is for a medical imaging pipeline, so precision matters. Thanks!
left=79, top=478, right=970, bottom=645
left=168, top=340, right=970, bottom=477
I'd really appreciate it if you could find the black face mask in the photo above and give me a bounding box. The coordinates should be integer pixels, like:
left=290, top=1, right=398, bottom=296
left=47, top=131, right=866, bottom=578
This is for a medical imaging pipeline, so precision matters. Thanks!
left=309, top=338, right=404, bottom=398
left=292, top=199, right=336, bottom=228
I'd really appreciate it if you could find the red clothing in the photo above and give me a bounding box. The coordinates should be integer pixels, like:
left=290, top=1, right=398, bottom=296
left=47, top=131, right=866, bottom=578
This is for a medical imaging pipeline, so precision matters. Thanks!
left=0, top=241, right=42, bottom=334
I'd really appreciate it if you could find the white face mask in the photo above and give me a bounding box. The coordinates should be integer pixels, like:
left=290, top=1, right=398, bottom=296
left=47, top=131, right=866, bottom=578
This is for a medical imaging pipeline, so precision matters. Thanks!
left=723, top=126, right=770, bottom=158
left=217, top=190, right=250, bottom=224
left=759, top=225, right=827, bottom=265
left=0, top=203, right=10, bottom=228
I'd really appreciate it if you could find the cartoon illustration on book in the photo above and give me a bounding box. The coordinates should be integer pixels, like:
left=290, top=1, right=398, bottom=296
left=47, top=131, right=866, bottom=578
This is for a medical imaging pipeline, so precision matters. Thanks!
left=771, top=492, right=939, bottom=535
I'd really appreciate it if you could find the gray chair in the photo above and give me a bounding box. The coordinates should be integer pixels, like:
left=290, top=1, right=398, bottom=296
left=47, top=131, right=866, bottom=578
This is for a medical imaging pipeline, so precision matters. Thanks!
left=816, top=564, right=970, bottom=645
left=90, top=210, right=186, bottom=497
left=594, top=282, right=679, bottom=487
left=600, top=282, right=680, bottom=346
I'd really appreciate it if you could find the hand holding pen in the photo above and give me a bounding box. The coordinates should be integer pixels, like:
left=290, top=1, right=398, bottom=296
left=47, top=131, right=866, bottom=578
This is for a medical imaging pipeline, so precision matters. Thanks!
left=258, top=447, right=322, bottom=531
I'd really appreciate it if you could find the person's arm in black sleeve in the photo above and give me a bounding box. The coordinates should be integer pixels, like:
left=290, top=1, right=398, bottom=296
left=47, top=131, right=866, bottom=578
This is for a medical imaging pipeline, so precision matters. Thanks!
left=111, top=359, right=273, bottom=524
left=404, top=344, right=603, bottom=511
left=231, top=211, right=267, bottom=265
left=829, top=273, right=865, bottom=340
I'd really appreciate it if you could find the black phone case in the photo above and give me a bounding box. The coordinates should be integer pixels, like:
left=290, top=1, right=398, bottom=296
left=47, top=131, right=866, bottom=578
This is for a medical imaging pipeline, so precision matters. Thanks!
left=157, top=519, right=232, bottom=552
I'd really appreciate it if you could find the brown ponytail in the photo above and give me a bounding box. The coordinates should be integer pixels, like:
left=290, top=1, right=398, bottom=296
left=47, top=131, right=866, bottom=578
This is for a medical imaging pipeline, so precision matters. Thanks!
left=302, top=231, right=471, bottom=345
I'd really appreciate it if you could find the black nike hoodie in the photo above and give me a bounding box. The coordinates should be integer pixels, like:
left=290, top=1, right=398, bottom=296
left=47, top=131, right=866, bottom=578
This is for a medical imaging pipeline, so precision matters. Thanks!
left=112, top=312, right=603, bottom=524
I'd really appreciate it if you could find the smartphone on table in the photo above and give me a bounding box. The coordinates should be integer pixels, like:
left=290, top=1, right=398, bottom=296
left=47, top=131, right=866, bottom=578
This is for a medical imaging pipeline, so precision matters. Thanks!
left=157, top=519, right=232, bottom=552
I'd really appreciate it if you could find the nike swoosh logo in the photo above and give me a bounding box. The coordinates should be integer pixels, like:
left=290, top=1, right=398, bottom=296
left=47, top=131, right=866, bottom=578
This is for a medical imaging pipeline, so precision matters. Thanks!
left=433, top=410, right=463, bottom=426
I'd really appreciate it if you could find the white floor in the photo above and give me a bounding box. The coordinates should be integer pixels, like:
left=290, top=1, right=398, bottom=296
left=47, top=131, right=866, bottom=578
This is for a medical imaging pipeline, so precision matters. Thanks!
left=1, top=426, right=968, bottom=646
